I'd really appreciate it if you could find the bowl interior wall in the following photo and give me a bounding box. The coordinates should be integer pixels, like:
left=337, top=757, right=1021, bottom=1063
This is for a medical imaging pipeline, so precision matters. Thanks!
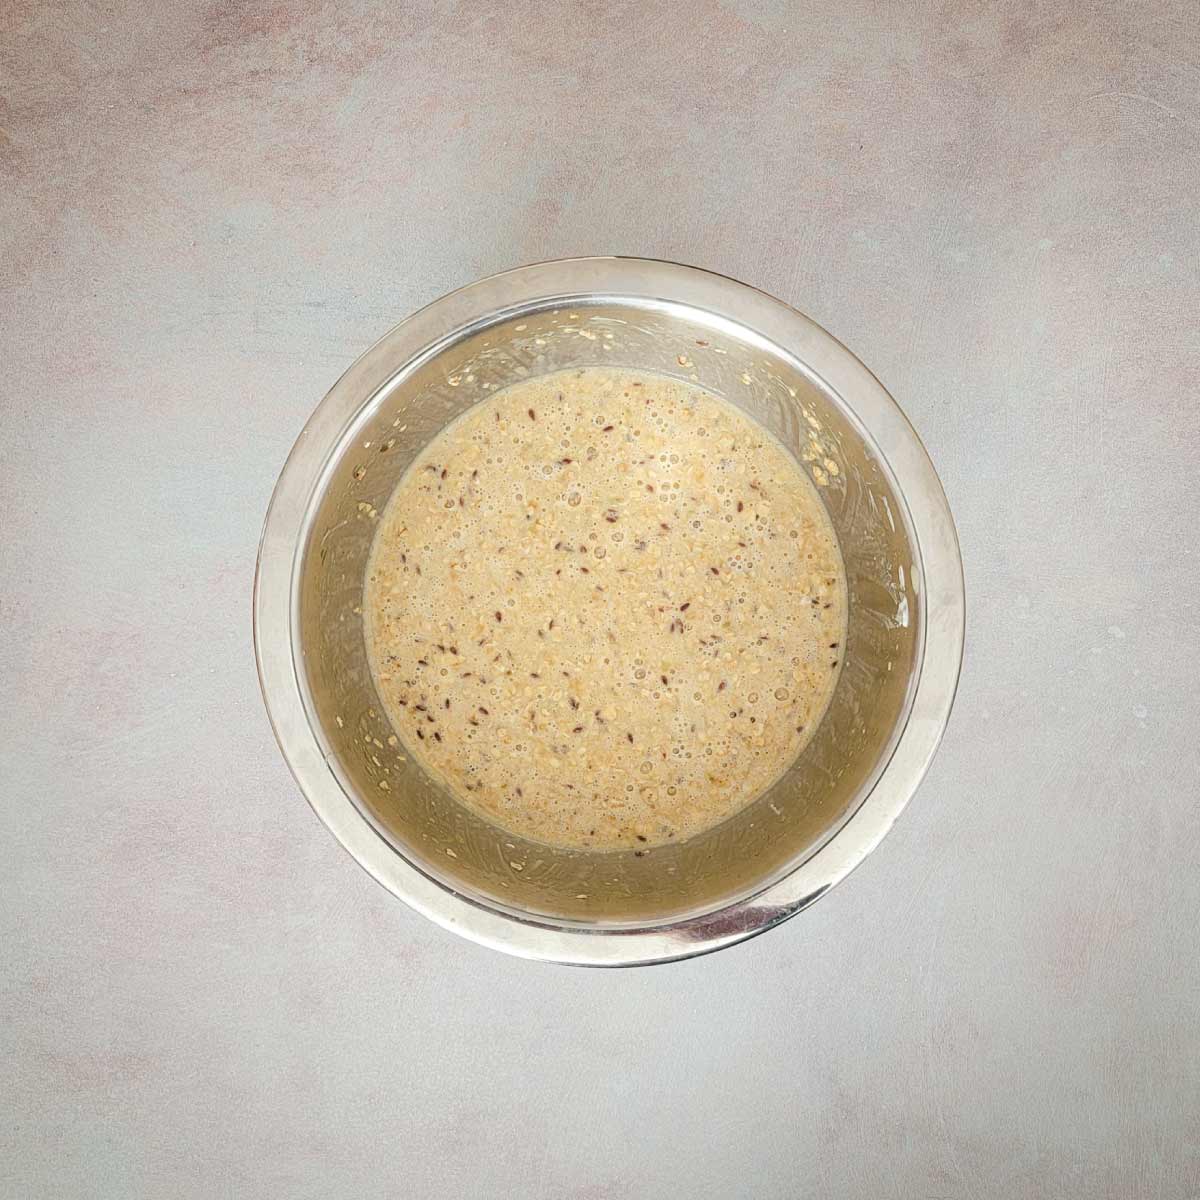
left=296, top=301, right=920, bottom=924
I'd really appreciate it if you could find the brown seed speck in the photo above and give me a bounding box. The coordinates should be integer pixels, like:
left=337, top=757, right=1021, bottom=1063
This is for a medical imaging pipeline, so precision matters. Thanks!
left=440, top=468, right=447, bottom=480
left=433, top=731, right=442, bottom=742
left=572, top=726, right=583, bottom=733
left=478, top=707, right=489, bottom=715
left=680, top=602, right=690, bottom=611
left=737, top=500, right=744, bottom=512
left=528, top=408, right=536, bottom=420
left=660, top=674, right=668, bottom=686
left=495, top=611, right=503, bottom=622
left=636, top=834, right=647, bottom=842
left=626, top=733, right=634, bottom=744
left=602, top=424, right=614, bottom=432
left=710, top=566, right=720, bottom=575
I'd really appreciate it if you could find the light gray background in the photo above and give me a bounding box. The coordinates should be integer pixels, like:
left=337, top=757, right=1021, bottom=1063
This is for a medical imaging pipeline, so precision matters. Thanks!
left=3, top=2, right=1198, bottom=1197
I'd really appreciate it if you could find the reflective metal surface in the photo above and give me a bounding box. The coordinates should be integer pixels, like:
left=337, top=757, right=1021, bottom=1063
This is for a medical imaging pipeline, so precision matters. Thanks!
left=254, top=258, right=964, bottom=965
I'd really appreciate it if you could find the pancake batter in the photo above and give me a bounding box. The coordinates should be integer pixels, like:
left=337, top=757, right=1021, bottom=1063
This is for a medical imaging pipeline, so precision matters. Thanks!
left=365, top=368, right=846, bottom=850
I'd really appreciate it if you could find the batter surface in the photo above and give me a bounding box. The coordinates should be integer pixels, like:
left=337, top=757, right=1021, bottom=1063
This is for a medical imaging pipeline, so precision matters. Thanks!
left=365, top=368, right=846, bottom=850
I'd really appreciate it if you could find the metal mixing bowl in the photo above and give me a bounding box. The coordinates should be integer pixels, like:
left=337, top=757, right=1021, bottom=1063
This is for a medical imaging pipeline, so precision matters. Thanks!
left=254, top=258, right=964, bottom=965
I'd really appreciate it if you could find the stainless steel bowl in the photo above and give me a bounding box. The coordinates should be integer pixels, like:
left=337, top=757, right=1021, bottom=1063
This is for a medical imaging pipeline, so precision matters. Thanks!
left=254, top=258, right=964, bottom=965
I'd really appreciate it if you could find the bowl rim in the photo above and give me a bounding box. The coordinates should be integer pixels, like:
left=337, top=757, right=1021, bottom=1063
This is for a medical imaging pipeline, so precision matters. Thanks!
left=253, top=256, right=965, bottom=966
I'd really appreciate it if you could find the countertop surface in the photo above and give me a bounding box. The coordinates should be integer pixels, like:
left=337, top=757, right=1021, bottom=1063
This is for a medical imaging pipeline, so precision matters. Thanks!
left=3, top=3, right=1198, bottom=1196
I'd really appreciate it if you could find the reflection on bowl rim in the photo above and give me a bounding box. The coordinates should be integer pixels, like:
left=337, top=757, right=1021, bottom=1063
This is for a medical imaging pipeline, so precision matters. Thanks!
left=253, top=257, right=965, bottom=966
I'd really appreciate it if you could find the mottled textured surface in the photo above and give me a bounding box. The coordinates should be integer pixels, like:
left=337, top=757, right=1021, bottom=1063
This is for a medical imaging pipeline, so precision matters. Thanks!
left=2, top=2, right=1198, bottom=1196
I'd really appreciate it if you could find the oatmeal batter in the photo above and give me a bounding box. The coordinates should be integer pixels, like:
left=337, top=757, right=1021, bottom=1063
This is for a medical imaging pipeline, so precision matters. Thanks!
left=366, top=368, right=846, bottom=850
